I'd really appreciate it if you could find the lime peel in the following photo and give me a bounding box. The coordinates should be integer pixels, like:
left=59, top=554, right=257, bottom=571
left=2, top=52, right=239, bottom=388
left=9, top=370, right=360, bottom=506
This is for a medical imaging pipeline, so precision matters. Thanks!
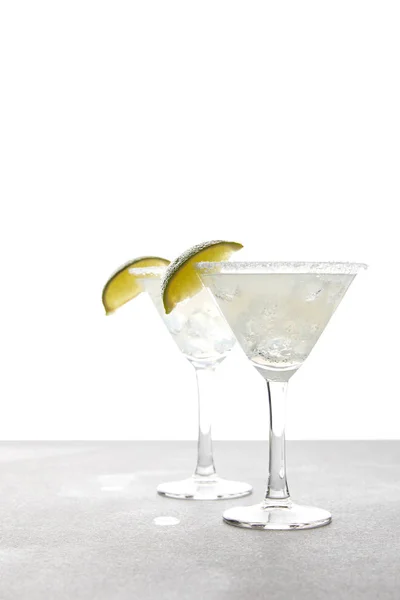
left=161, top=240, right=243, bottom=314
left=102, top=256, right=170, bottom=315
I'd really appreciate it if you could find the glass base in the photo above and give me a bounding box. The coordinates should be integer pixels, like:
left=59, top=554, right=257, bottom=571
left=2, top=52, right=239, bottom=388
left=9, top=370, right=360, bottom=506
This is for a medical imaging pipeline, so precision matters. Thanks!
left=223, top=499, right=332, bottom=530
left=157, top=474, right=252, bottom=500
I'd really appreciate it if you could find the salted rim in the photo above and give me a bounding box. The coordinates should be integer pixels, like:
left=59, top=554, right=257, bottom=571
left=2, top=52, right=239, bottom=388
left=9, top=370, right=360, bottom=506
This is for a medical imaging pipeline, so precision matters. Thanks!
left=128, top=266, right=167, bottom=278
left=195, top=261, right=368, bottom=275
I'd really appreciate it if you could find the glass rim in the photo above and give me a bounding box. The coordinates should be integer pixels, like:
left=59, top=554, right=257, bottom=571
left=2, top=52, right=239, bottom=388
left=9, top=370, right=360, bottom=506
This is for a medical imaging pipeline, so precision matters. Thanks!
left=195, top=261, right=368, bottom=275
left=128, top=266, right=167, bottom=277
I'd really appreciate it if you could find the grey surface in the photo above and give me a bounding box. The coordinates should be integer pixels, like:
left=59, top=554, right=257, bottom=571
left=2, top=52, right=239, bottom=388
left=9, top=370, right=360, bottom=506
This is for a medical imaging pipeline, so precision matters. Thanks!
left=1, top=441, right=400, bottom=600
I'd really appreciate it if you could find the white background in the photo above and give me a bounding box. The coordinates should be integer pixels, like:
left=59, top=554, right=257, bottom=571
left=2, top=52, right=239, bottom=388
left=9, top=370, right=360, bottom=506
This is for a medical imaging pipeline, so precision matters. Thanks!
left=0, top=1, right=399, bottom=440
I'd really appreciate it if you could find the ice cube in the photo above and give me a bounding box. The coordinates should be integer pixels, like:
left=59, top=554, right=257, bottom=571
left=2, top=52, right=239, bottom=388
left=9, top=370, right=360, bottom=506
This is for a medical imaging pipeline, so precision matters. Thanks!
left=166, top=310, right=186, bottom=335
left=214, top=282, right=240, bottom=303
left=305, top=287, right=322, bottom=302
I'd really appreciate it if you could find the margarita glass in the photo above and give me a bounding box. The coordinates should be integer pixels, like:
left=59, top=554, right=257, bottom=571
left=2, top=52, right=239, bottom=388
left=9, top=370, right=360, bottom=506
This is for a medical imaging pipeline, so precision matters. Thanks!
left=197, top=261, right=367, bottom=528
left=129, top=266, right=252, bottom=500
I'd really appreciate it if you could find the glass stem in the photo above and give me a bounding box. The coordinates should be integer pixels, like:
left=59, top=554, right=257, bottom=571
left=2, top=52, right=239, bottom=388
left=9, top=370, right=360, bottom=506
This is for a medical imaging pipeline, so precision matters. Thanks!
left=194, top=366, right=217, bottom=478
left=265, top=380, right=290, bottom=501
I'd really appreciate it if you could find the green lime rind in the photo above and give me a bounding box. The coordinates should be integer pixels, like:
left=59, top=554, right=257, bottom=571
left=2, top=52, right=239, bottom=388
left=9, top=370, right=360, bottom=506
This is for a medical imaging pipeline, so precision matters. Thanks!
left=102, top=255, right=170, bottom=315
left=161, top=240, right=243, bottom=314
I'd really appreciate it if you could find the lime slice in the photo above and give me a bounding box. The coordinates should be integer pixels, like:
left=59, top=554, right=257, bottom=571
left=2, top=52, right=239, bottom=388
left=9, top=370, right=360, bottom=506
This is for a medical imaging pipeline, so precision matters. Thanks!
left=162, top=240, right=243, bottom=314
left=102, top=256, right=170, bottom=315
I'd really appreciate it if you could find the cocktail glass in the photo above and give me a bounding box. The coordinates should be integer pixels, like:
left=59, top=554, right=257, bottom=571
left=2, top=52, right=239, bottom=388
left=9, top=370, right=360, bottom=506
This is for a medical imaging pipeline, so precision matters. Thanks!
left=129, top=266, right=252, bottom=500
left=196, top=261, right=367, bottom=528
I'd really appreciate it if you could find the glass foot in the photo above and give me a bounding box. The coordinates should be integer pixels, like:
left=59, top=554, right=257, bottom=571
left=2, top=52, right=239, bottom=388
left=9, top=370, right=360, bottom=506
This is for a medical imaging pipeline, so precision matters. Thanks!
left=157, top=475, right=252, bottom=500
left=223, top=499, right=332, bottom=530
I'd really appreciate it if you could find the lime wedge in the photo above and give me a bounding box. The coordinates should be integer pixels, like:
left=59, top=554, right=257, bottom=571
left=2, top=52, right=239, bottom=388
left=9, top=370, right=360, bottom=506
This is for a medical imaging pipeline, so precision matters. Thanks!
left=162, top=240, right=243, bottom=314
left=102, top=256, right=170, bottom=315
